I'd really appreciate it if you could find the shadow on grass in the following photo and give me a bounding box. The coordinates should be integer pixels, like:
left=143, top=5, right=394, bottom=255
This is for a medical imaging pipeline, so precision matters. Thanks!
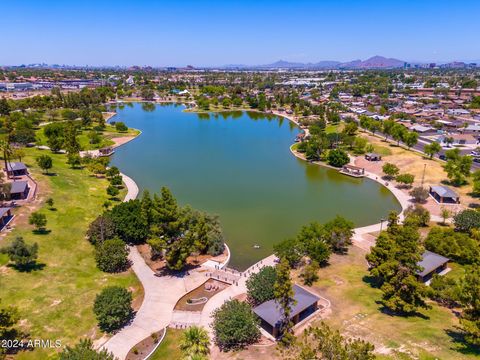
left=32, top=229, right=51, bottom=235
left=153, top=263, right=200, bottom=278
left=445, top=327, right=480, bottom=356
left=362, top=274, right=381, bottom=288
left=8, top=262, right=46, bottom=273
left=375, top=300, right=430, bottom=320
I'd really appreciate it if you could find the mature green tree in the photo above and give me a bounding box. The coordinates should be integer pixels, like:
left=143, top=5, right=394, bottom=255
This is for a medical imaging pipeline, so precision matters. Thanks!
left=106, top=185, right=120, bottom=199
left=95, top=238, right=130, bottom=273
left=36, top=154, right=53, bottom=174
left=297, top=222, right=331, bottom=265
left=274, top=258, right=296, bottom=346
left=444, top=153, right=472, bottom=186
left=211, top=300, right=260, bottom=351
left=323, top=216, right=354, bottom=254
left=391, top=124, right=406, bottom=146
left=0, top=98, right=11, bottom=116
left=382, top=119, right=396, bottom=140
left=108, top=200, right=149, bottom=244
left=409, top=186, right=429, bottom=203
left=1, top=237, right=38, bottom=270
left=28, top=212, right=47, bottom=232
left=403, top=204, right=430, bottom=227
left=273, top=237, right=302, bottom=267
left=327, top=149, right=349, bottom=168
left=395, top=173, right=415, bottom=188
left=246, top=265, right=277, bottom=306
left=382, top=163, right=399, bottom=180
left=0, top=300, right=20, bottom=358
left=403, top=131, right=418, bottom=149
left=459, top=266, right=480, bottom=345
left=301, top=261, right=320, bottom=286
left=59, top=339, right=116, bottom=360
left=87, top=215, right=116, bottom=245
left=93, top=286, right=133, bottom=333
left=425, top=227, right=480, bottom=265
left=66, top=153, right=82, bottom=169
left=295, top=322, right=375, bottom=360
left=115, top=122, right=128, bottom=132
left=454, top=209, right=480, bottom=233
left=423, top=142, right=442, bottom=159
left=180, top=326, right=210, bottom=359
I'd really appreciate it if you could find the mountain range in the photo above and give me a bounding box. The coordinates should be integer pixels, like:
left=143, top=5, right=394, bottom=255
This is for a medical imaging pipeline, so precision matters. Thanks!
left=223, top=56, right=408, bottom=70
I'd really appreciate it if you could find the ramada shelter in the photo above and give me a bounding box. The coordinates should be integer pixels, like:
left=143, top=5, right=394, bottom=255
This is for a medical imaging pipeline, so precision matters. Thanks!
left=253, top=284, right=321, bottom=338
left=4, top=162, right=28, bottom=177
left=9, top=181, right=30, bottom=200
left=429, top=185, right=460, bottom=204
left=0, top=207, right=13, bottom=229
left=417, top=250, right=450, bottom=283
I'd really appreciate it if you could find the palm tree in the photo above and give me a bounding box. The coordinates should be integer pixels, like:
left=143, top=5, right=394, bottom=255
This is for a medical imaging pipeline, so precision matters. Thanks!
left=180, top=326, right=210, bottom=359
left=0, top=139, right=13, bottom=179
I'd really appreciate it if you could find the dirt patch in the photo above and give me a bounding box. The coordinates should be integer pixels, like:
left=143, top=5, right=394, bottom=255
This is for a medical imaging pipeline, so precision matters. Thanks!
left=174, top=278, right=229, bottom=312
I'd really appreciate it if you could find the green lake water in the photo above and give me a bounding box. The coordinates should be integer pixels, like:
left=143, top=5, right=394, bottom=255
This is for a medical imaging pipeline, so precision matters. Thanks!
left=110, top=103, right=401, bottom=269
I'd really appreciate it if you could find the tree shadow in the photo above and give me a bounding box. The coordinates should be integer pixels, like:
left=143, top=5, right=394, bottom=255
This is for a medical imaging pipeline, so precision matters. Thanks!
left=445, top=327, right=480, bottom=355
left=44, top=172, right=58, bottom=177
left=376, top=301, right=430, bottom=320
left=362, top=274, right=381, bottom=288
left=32, top=229, right=51, bottom=235
left=8, top=262, right=46, bottom=273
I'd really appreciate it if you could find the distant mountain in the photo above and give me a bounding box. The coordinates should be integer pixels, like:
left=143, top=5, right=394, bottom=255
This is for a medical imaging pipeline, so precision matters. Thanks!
left=220, top=56, right=407, bottom=70
left=353, top=55, right=405, bottom=68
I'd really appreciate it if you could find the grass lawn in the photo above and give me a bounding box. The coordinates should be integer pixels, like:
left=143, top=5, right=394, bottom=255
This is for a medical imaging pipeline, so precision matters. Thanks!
left=0, top=148, right=141, bottom=359
left=293, top=246, right=479, bottom=360
left=149, top=329, right=184, bottom=360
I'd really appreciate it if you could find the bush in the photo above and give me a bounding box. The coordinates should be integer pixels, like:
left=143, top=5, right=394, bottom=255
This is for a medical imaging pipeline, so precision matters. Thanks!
left=246, top=266, right=277, bottom=306
left=107, top=200, right=149, bottom=244
left=454, top=209, right=480, bottom=233
left=93, top=286, right=133, bottom=333
left=428, top=274, right=461, bottom=308
left=327, top=149, right=349, bottom=167
left=211, top=300, right=260, bottom=351
left=95, top=238, right=130, bottom=273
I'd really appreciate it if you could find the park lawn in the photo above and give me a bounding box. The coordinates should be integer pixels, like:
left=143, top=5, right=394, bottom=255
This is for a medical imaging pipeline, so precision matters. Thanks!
left=149, top=329, right=184, bottom=360
left=294, top=246, right=479, bottom=360
left=325, top=122, right=344, bottom=134
left=0, top=148, right=141, bottom=359
left=360, top=131, right=479, bottom=207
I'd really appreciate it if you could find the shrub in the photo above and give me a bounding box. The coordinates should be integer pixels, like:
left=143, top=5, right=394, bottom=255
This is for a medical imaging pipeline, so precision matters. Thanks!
left=395, top=173, right=415, bottom=187
left=93, top=286, right=133, bottom=333
left=211, top=300, right=260, bottom=351
left=301, top=261, right=320, bottom=286
left=404, top=204, right=430, bottom=227
left=28, top=212, right=47, bottom=232
left=95, top=238, right=130, bottom=273
left=115, top=122, right=128, bottom=132
left=246, top=266, right=277, bottom=306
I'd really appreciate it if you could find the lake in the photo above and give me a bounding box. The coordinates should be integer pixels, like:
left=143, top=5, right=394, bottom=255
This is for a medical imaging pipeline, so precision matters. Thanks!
left=110, top=103, right=401, bottom=269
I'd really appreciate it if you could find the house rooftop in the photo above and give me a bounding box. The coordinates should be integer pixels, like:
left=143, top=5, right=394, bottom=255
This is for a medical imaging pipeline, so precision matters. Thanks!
left=0, top=207, right=11, bottom=217
left=417, top=250, right=449, bottom=277
left=253, top=284, right=320, bottom=328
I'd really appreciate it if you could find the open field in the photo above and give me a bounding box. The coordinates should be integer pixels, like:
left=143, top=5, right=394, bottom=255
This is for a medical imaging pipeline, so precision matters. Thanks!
left=0, top=148, right=141, bottom=359
left=291, top=246, right=479, bottom=360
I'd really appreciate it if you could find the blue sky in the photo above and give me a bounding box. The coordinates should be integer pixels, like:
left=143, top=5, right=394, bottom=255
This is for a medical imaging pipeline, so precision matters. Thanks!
left=3, top=0, right=479, bottom=66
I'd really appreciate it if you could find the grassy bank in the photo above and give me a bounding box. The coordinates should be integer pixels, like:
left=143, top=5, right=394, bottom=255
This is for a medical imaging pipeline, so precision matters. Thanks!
left=0, top=148, right=141, bottom=359
left=148, top=329, right=183, bottom=360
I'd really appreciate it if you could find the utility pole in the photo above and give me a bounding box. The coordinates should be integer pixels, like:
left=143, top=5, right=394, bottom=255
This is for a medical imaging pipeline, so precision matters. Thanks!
left=421, top=163, right=427, bottom=187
